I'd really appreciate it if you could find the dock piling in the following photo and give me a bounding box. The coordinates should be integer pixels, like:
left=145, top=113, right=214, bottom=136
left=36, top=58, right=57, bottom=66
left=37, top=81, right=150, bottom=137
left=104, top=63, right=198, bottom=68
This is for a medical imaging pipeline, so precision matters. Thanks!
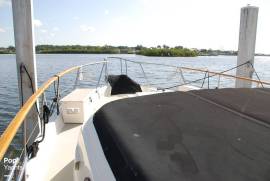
left=235, top=5, right=259, bottom=88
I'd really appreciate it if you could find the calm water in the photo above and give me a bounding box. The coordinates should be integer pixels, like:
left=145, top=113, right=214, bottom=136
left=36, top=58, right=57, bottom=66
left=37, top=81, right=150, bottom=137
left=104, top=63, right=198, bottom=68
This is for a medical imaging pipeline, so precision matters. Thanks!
left=1, top=54, right=270, bottom=135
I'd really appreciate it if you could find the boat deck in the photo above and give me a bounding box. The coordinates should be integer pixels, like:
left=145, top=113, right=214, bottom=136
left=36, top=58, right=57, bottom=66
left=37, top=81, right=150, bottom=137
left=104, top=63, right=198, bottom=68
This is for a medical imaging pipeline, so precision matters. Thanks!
left=26, top=115, right=81, bottom=181
left=26, top=85, right=198, bottom=180
left=93, top=88, right=270, bottom=181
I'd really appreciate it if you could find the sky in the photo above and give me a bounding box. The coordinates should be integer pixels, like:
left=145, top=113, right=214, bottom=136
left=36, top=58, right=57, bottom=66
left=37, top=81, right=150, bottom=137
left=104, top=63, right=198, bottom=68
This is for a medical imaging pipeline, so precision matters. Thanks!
left=0, top=0, right=270, bottom=53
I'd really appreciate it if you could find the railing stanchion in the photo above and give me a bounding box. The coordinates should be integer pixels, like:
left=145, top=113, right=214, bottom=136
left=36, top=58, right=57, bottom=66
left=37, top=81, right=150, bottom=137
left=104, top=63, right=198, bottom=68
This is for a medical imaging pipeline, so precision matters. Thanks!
left=139, top=63, right=150, bottom=86
left=96, top=63, right=105, bottom=90
left=104, top=58, right=108, bottom=78
left=217, top=74, right=221, bottom=88
left=207, top=71, right=210, bottom=89
left=177, top=68, right=186, bottom=84
left=73, top=67, right=82, bottom=89
left=120, top=58, right=123, bottom=74
left=125, top=60, right=128, bottom=75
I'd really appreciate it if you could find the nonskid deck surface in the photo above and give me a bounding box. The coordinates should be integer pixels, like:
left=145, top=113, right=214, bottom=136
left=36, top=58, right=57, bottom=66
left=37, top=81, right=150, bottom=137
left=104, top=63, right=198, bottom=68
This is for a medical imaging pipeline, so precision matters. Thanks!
left=93, top=88, right=270, bottom=181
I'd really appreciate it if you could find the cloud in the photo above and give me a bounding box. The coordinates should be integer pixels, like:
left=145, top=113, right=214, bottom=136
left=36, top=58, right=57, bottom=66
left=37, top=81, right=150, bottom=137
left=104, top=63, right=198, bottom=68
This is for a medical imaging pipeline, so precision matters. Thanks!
left=52, top=27, right=59, bottom=31
left=80, top=25, right=95, bottom=32
left=33, top=19, right=43, bottom=27
left=104, top=9, right=109, bottom=15
left=0, top=0, right=10, bottom=7
left=50, top=33, right=55, bottom=37
left=0, top=27, right=5, bottom=33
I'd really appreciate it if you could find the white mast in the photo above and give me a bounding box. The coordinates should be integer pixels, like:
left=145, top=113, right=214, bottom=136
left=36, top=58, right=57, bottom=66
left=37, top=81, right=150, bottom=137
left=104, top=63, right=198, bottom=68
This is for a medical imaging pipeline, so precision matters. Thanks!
left=235, top=5, right=259, bottom=88
left=11, top=0, right=40, bottom=146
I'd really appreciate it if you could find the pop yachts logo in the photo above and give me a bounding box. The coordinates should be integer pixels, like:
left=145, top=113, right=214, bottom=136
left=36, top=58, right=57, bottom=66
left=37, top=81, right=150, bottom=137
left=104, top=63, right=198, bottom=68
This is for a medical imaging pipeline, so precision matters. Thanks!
left=3, top=157, right=22, bottom=171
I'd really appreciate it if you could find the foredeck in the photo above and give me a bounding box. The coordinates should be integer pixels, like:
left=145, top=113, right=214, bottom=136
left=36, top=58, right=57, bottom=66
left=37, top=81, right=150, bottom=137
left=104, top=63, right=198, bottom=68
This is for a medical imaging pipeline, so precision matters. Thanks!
left=25, top=87, right=171, bottom=180
left=26, top=115, right=81, bottom=181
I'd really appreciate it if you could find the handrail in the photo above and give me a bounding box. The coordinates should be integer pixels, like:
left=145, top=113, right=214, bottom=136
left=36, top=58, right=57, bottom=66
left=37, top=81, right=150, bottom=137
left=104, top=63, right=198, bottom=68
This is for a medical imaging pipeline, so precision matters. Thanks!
left=0, top=61, right=107, bottom=160
left=179, top=67, right=270, bottom=86
left=107, top=57, right=270, bottom=86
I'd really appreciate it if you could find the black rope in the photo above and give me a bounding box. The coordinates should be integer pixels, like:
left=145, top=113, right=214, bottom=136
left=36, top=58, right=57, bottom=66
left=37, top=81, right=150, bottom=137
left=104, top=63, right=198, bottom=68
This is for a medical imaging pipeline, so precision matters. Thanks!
left=27, top=142, right=39, bottom=159
left=248, top=62, right=264, bottom=88
left=19, top=64, right=44, bottom=125
left=43, top=105, right=50, bottom=124
left=35, top=105, right=50, bottom=144
left=35, top=78, right=61, bottom=145
left=44, top=75, right=60, bottom=117
left=19, top=65, right=24, bottom=106
left=201, top=71, right=208, bottom=88
left=19, top=64, right=62, bottom=158
left=20, top=64, right=40, bottom=114
left=19, top=64, right=43, bottom=158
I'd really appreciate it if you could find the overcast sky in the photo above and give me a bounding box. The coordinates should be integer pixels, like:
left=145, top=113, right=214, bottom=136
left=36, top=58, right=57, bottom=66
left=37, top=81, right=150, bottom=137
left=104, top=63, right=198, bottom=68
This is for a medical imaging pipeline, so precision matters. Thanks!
left=0, top=0, right=270, bottom=53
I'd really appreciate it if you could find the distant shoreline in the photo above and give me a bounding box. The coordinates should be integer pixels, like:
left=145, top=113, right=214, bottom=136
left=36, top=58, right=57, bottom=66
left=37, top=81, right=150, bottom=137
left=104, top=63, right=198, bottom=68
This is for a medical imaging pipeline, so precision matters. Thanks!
left=1, top=45, right=270, bottom=57
left=1, top=53, right=270, bottom=57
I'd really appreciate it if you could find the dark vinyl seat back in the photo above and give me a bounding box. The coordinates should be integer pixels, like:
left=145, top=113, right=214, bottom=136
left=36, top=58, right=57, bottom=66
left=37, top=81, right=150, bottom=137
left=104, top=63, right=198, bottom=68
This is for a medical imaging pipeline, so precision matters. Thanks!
left=107, top=74, right=142, bottom=95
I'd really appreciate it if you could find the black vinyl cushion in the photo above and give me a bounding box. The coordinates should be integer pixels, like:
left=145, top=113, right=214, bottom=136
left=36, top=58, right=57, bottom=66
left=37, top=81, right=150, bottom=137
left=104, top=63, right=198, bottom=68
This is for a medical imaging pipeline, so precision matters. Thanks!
left=107, top=74, right=142, bottom=95
left=93, top=88, right=270, bottom=181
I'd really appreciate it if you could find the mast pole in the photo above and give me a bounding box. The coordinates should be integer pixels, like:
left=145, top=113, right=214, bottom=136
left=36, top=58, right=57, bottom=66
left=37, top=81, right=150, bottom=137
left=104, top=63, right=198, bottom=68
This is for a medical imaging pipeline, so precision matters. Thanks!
left=235, top=5, right=259, bottom=88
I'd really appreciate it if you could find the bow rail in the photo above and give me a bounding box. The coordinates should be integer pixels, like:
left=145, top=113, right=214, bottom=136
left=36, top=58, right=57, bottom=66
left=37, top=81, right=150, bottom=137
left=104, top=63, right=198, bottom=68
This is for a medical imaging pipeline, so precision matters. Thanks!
left=0, top=61, right=107, bottom=161
left=107, top=57, right=270, bottom=88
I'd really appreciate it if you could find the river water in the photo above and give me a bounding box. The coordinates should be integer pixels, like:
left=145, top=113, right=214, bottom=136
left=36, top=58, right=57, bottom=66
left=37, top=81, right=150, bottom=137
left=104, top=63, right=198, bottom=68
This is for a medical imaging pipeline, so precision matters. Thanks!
left=0, top=54, right=270, bottom=135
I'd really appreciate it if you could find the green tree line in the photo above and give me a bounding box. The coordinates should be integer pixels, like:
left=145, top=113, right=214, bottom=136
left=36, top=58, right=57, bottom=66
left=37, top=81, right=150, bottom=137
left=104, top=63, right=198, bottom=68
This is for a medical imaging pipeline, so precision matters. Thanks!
left=137, top=46, right=198, bottom=57
left=0, top=45, right=200, bottom=57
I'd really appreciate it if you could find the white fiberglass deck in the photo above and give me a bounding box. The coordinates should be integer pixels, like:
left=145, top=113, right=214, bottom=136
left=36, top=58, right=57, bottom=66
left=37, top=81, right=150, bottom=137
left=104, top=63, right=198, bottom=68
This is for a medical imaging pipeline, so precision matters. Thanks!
left=26, top=85, right=197, bottom=180
left=27, top=116, right=81, bottom=180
